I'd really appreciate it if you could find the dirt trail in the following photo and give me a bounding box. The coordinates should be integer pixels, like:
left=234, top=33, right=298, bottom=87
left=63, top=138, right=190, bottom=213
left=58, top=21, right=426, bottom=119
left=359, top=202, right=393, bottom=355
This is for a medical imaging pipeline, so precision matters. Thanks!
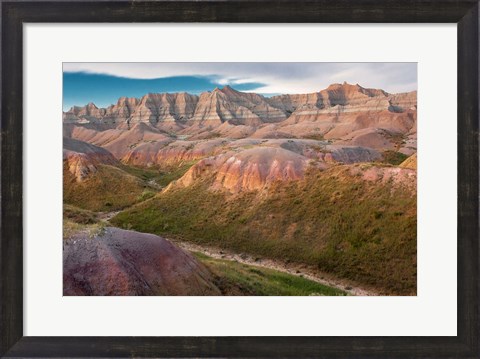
left=98, top=210, right=121, bottom=222
left=171, top=240, right=379, bottom=296
left=102, top=210, right=379, bottom=296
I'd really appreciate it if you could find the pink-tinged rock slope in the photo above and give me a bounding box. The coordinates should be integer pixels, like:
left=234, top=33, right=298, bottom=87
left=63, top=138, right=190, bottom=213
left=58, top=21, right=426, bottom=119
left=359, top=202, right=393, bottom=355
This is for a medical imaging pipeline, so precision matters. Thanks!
left=65, top=122, right=173, bottom=159
left=63, top=82, right=417, bottom=171
left=171, top=138, right=383, bottom=193
left=63, top=137, right=118, bottom=181
left=177, top=147, right=309, bottom=192
left=347, top=163, right=417, bottom=191
left=122, top=138, right=225, bottom=167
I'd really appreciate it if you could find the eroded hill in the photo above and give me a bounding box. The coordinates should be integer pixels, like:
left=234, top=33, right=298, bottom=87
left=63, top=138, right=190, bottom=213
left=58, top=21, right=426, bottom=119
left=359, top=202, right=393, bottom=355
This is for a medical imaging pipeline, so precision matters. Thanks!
left=63, top=82, right=417, bottom=295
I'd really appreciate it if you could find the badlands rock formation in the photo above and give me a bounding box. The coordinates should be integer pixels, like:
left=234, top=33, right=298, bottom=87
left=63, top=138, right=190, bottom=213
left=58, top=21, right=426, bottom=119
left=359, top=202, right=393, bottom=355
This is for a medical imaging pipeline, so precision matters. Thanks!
left=63, top=137, right=117, bottom=181
left=267, top=83, right=415, bottom=113
left=63, top=227, right=220, bottom=296
left=178, top=147, right=310, bottom=192
left=348, top=163, right=417, bottom=190
left=65, top=122, right=173, bottom=158
left=122, top=138, right=225, bottom=167
left=64, top=82, right=416, bottom=134
left=187, top=86, right=287, bottom=127
left=63, top=83, right=418, bottom=295
left=172, top=139, right=382, bottom=192
left=64, top=93, right=199, bottom=127
left=63, top=83, right=417, bottom=191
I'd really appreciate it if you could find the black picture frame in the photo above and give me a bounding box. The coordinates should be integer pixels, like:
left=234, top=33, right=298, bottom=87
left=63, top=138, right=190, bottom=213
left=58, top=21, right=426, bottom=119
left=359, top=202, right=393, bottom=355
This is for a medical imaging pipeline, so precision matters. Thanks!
left=1, top=1, right=478, bottom=357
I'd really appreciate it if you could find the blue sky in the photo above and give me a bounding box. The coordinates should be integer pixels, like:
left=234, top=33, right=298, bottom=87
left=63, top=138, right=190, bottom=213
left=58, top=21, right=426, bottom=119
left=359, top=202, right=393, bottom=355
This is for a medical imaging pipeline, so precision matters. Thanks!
left=63, top=63, right=417, bottom=111
left=63, top=73, right=264, bottom=111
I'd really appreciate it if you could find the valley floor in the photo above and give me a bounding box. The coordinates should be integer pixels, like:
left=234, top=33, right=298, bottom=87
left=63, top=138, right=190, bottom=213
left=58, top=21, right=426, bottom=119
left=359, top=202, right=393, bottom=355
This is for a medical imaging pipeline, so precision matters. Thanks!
left=63, top=218, right=347, bottom=296
left=66, top=205, right=378, bottom=296
left=176, top=240, right=377, bottom=296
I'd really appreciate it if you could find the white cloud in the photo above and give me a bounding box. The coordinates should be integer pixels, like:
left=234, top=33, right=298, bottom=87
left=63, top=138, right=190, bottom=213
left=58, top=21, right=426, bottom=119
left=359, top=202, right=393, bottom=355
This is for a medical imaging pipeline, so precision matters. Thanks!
left=63, top=62, right=417, bottom=94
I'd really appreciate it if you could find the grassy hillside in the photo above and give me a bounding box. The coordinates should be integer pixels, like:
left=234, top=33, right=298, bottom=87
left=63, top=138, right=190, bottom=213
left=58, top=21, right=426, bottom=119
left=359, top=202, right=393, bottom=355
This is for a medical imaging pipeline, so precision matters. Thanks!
left=63, top=164, right=152, bottom=212
left=64, top=160, right=197, bottom=212
left=111, top=165, right=417, bottom=295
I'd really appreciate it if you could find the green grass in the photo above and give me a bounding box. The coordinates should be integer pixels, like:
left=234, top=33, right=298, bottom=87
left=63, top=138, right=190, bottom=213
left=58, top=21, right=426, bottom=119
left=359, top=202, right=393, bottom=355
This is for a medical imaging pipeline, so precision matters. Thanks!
left=381, top=151, right=409, bottom=165
left=111, top=165, right=417, bottom=295
left=137, top=189, right=156, bottom=202
left=63, top=164, right=150, bottom=212
left=194, top=252, right=346, bottom=296
left=64, top=161, right=197, bottom=212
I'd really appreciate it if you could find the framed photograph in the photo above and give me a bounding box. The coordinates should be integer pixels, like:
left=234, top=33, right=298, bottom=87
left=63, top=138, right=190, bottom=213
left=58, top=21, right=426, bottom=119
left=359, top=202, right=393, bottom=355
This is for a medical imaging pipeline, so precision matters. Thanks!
left=2, top=0, right=478, bottom=357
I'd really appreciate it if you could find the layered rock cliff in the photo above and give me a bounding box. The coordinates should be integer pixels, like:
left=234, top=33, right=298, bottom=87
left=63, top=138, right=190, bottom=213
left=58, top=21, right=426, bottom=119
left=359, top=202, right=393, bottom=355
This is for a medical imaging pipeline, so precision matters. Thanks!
left=64, top=82, right=416, bottom=130
left=63, top=83, right=417, bottom=175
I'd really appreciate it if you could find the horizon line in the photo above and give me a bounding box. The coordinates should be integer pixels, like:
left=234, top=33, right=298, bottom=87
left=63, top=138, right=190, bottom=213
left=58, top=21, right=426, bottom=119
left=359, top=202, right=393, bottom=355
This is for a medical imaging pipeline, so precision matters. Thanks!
left=64, top=82, right=417, bottom=111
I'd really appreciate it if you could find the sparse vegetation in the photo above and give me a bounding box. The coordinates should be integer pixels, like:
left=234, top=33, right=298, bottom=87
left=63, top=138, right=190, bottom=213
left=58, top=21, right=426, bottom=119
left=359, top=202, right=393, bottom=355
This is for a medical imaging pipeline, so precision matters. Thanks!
left=120, top=161, right=197, bottom=187
left=64, top=161, right=197, bottom=212
left=111, top=166, right=417, bottom=295
left=383, top=131, right=407, bottom=150
left=63, top=204, right=98, bottom=224
left=63, top=164, right=149, bottom=211
left=137, top=189, right=156, bottom=202
left=63, top=219, right=106, bottom=240
left=304, top=133, right=326, bottom=141
left=309, top=143, right=331, bottom=153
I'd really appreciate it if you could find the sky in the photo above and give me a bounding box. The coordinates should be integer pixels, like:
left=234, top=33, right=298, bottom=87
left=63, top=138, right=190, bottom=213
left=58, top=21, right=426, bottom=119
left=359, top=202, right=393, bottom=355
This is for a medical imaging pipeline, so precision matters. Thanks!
left=63, top=63, right=417, bottom=111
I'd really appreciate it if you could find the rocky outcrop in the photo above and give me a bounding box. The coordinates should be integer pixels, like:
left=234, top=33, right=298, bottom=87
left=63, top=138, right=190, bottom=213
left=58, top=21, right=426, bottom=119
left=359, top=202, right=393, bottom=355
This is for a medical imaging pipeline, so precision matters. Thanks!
left=348, top=163, right=417, bottom=190
left=266, top=92, right=324, bottom=114
left=308, top=145, right=381, bottom=164
left=64, top=83, right=417, bottom=176
left=267, top=83, right=414, bottom=115
left=389, top=91, right=417, bottom=112
left=127, top=92, right=199, bottom=125
left=177, top=147, right=309, bottom=192
left=171, top=137, right=385, bottom=192
left=63, top=137, right=118, bottom=181
left=122, top=138, right=225, bottom=167
left=67, top=122, right=173, bottom=159
left=103, top=96, right=139, bottom=124
left=64, top=93, right=199, bottom=127
left=63, top=102, right=108, bottom=124
left=63, top=227, right=220, bottom=296
left=276, top=109, right=416, bottom=151
left=187, top=86, right=287, bottom=127
left=63, top=83, right=417, bottom=134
